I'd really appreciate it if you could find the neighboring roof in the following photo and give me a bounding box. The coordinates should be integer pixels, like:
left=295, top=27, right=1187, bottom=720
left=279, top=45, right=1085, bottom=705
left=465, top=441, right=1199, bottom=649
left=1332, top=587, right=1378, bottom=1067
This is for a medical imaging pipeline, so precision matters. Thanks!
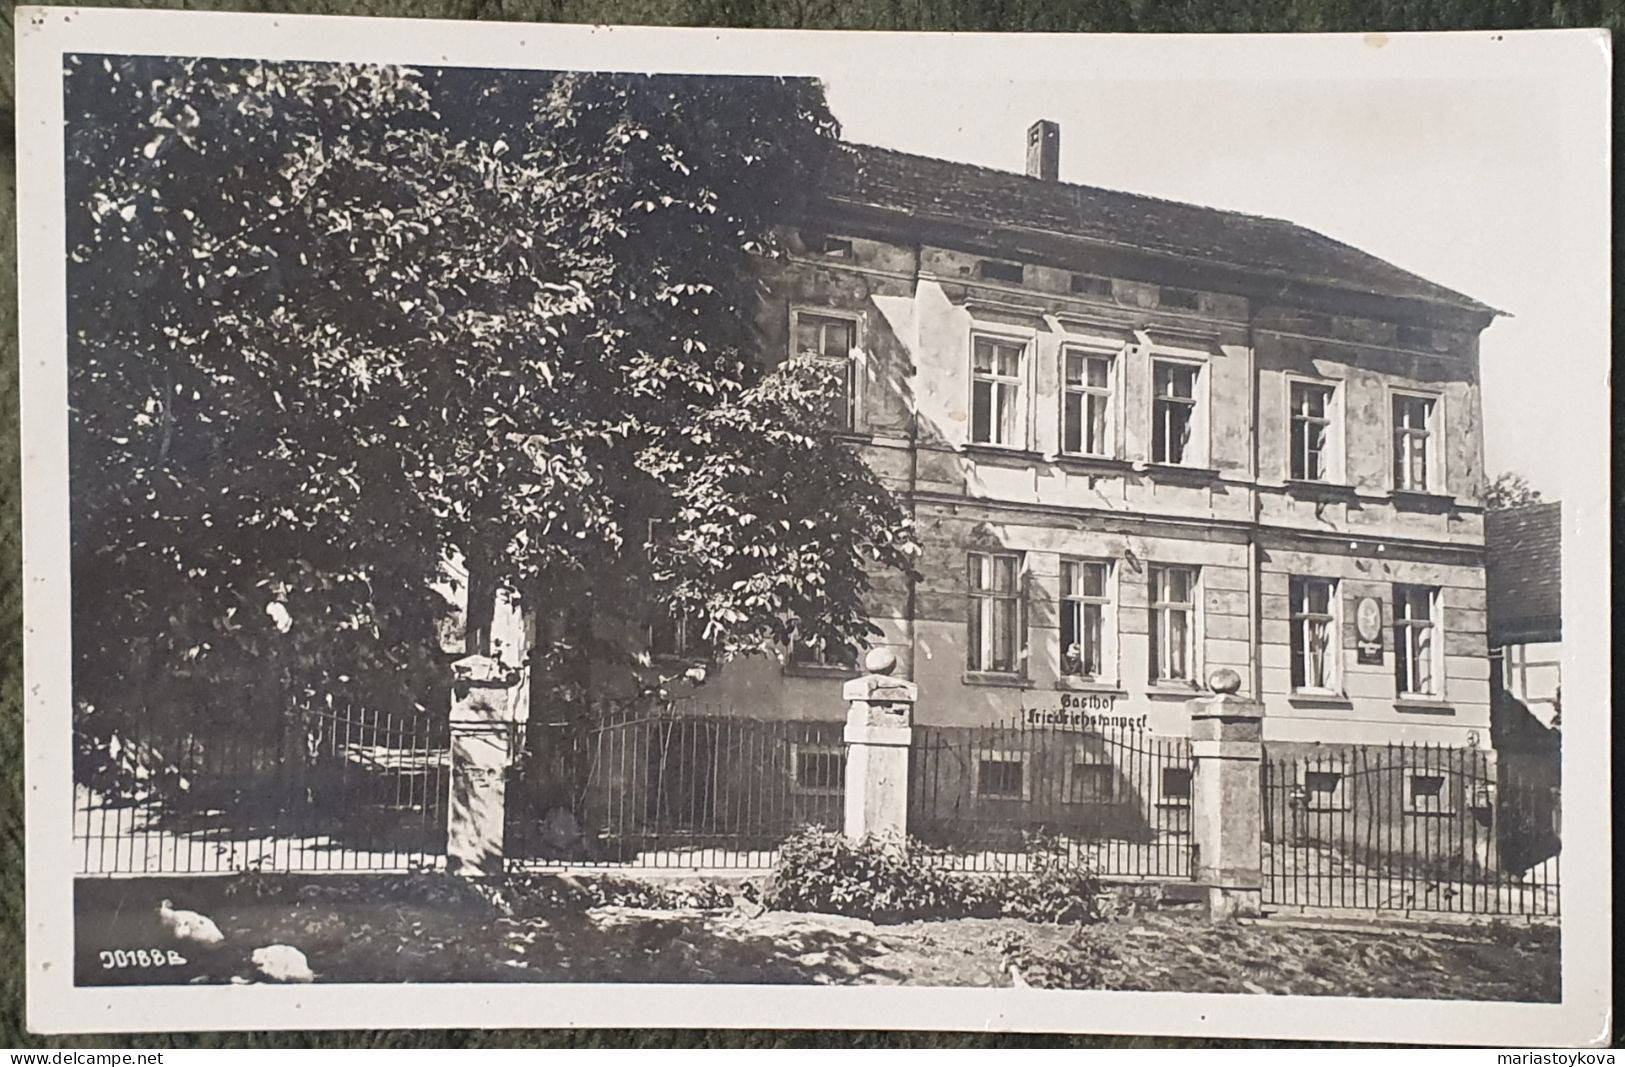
left=1485, top=501, right=1562, bottom=645
left=818, top=143, right=1498, bottom=316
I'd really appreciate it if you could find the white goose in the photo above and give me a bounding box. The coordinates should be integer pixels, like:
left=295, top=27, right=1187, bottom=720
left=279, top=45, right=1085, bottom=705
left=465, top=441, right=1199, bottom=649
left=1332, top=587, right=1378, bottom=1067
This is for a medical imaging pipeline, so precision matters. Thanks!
left=251, top=944, right=315, bottom=983
left=157, top=898, right=225, bottom=946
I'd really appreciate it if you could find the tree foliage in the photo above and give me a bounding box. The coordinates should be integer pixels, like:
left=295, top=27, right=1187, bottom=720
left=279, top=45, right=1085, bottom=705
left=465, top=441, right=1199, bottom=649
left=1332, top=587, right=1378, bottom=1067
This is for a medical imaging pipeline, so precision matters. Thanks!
left=66, top=56, right=916, bottom=726
left=1483, top=471, right=1543, bottom=511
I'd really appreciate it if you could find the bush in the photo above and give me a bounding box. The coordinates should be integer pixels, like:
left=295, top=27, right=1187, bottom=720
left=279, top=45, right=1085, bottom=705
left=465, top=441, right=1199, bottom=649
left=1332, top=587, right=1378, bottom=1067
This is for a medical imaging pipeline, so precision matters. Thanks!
left=768, top=827, right=1110, bottom=924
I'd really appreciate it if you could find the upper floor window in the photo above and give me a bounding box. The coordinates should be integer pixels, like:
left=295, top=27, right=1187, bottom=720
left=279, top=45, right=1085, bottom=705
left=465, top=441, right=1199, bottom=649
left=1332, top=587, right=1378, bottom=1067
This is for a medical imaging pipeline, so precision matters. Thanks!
left=971, top=336, right=1026, bottom=447
left=810, top=234, right=854, bottom=258
left=1062, top=349, right=1114, bottom=458
left=1289, top=381, right=1337, bottom=482
left=1289, top=576, right=1339, bottom=693
left=1149, top=565, right=1199, bottom=683
left=792, top=310, right=860, bottom=431
left=1392, top=393, right=1438, bottom=493
left=1060, top=559, right=1113, bottom=680
left=1394, top=584, right=1441, bottom=698
left=1151, top=360, right=1202, bottom=466
left=968, top=551, right=1024, bottom=675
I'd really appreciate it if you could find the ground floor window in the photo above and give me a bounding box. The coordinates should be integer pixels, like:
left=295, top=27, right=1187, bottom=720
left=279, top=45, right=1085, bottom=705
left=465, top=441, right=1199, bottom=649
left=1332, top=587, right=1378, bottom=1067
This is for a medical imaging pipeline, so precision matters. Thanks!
left=1060, top=558, right=1112, bottom=679
left=968, top=551, right=1024, bottom=674
left=1149, top=565, right=1199, bottom=683
left=1394, top=584, right=1441, bottom=698
left=1290, top=576, right=1339, bottom=693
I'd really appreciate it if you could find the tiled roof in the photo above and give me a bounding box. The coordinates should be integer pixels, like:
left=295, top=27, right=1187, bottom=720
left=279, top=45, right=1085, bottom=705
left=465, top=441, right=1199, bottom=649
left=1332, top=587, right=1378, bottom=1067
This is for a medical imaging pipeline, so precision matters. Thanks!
left=821, top=143, right=1497, bottom=315
left=1485, top=501, right=1562, bottom=645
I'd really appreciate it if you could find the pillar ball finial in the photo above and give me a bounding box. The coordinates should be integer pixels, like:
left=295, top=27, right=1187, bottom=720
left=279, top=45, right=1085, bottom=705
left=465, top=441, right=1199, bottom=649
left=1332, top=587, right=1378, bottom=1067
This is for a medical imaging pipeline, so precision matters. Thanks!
left=865, top=648, right=898, bottom=676
left=1209, top=668, right=1242, bottom=695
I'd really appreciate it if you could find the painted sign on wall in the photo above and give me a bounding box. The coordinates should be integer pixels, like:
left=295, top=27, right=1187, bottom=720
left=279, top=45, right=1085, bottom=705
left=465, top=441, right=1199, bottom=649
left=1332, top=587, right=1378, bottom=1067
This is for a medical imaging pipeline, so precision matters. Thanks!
left=1355, top=595, right=1384, bottom=665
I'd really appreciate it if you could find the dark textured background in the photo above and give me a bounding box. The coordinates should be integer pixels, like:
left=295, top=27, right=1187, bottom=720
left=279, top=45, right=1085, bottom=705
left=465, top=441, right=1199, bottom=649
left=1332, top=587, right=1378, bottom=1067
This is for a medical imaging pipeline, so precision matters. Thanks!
left=1, top=0, right=1617, bottom=1049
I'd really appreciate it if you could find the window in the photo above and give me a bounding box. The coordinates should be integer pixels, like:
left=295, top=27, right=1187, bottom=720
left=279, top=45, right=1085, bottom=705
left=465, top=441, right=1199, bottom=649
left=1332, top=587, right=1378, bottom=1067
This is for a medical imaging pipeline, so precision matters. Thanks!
left=1289, top=576, right=1339, bottom=692
left=1159, top=286, right=1201, bottom=311
left=804, top=233, right=853, bottom=258
left=1062, top=349, right=1114, bottom=457
left=971, top=336, right=1026, bottom=447
left=1060, top=559, right=1112, bottom=679
left=1071, top=273, right=1113, bottom=298
left=789, top=633, right=857, bottom=670
left=1151, top=360, right=1200, bottom=465
left=1064, top=759, right=1116, bottom=804
left=973, top=751, right=1028, bottom=800
left=968, top=551, right=1024, bottom=674
left=1394, top=585, right=1441, bottom=698
left=792, top=311, right=860, bottom=430
left=978, top=259, right=1025, bottom=284
left=1404, top=771, right=1453, bottom=814
left=646, top=519, right=700, bottom=660
left=1159, top=767, right=1193, bottom=805
left=649, top=611, right=695, bottom=660
left=1289, top=381, right=1337, bottom=482
left=790, top=743, right=844, bottom=796
left=1392, top=394, right=1437, bottom=493
left=1149, top=565, right=1198, bottom=683
left=1301, top=767, right=1349, bottom=812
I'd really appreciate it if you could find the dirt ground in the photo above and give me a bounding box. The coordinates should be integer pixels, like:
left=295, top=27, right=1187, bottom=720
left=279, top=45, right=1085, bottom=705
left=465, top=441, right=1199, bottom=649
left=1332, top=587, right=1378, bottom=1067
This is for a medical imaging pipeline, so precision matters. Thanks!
left=74, top=874, right=1559, bottom=1002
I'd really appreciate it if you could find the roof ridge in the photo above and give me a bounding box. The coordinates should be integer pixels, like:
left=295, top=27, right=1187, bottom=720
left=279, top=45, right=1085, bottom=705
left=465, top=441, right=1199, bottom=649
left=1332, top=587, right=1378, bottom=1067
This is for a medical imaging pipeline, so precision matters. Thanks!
left=839, top=140, right=1300, bottom=228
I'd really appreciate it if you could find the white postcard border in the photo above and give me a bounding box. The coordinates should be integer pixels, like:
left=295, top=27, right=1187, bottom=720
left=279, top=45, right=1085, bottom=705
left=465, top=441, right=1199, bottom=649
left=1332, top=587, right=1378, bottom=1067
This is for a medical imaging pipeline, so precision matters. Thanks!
left=16, top=6, right=1613, bottom=1045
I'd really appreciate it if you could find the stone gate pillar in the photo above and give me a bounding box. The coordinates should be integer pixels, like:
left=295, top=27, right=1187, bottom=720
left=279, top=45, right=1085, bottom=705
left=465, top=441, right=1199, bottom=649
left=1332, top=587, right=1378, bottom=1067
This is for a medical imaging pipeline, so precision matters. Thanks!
left=1188, top=668, right=1265, bottom=920
left=843, top=649, right=916, bottom=844
left=446, top=654, right=520, bottom=877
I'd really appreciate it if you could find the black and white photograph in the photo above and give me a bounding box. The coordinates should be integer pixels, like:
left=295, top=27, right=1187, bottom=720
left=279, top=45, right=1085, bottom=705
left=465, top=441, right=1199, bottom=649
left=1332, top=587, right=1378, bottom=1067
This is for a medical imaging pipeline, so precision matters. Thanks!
left=15, top=7, right=1612, bottom=1044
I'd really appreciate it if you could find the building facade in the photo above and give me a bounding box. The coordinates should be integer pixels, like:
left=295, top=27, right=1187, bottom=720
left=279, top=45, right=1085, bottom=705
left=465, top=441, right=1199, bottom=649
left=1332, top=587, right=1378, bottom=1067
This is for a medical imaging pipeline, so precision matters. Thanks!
left=678, top=121, right=1500, bottom=761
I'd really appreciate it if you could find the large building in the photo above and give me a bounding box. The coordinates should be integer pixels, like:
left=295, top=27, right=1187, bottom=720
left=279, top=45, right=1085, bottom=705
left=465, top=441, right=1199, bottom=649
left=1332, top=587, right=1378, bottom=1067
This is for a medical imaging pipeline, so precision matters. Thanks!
left=678, top=120, right=1500, bottom=759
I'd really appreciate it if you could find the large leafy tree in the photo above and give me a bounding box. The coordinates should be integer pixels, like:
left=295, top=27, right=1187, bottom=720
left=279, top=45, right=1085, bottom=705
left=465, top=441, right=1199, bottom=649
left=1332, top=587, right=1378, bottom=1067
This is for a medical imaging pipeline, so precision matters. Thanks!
left=66, top=56, right=916, bottom=734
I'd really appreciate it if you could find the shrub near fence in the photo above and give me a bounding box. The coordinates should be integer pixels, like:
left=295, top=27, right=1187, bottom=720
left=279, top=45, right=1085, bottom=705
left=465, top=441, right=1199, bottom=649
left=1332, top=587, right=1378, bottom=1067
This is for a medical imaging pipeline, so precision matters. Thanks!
left=74, top=700, right=449, bottom=875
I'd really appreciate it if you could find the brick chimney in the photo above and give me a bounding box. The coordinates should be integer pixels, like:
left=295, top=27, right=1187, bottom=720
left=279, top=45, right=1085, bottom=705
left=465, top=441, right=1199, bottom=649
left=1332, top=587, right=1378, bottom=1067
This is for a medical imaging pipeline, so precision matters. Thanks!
left=1026, top=119, right=1060, bottom=181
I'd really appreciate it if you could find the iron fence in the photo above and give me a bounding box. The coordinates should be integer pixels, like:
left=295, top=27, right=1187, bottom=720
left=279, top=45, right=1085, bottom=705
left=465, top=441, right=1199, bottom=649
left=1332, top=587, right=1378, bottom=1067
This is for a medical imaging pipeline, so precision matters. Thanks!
left=73, top=700, right=449, bottom=874
left=909, top=715, right=1194, bottom=877
left=507, top=704, right=845, bottom=869
left=1261, top=743, right=1559, bottom=917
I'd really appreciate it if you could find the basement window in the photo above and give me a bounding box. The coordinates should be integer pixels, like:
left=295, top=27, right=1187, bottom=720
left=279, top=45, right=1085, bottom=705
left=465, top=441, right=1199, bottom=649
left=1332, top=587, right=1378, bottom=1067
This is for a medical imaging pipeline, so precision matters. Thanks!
left=789, top=743, right=845, bottom=796
left=973, top=750, right=1030, bottom=801
left=1405, top=771, right=1454, bottom=815
left=1160, top=767, right=1193, bottom=806
left=1159, top=286, right=1201, bottom=311
left=1063, top=756, right=1116, bottom=805
left=978, top=260, right=1025, bottom=285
